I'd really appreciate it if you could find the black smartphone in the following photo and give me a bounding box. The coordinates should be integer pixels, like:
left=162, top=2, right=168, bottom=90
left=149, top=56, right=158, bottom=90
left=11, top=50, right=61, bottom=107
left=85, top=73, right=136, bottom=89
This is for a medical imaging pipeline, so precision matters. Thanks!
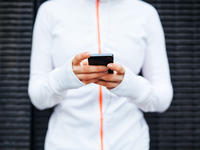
left=88, top=53, right=114, bottom=74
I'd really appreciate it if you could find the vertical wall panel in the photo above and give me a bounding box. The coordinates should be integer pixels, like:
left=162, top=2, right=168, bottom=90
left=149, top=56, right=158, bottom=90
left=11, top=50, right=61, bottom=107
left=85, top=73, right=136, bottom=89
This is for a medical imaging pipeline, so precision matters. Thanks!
left=0, top=0, right=33, bottom=150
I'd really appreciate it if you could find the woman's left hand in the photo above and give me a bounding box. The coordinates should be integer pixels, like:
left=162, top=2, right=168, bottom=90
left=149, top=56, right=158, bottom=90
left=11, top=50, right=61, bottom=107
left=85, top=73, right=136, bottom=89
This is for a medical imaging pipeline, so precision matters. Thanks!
left=95, top=63, right=125, bottom=90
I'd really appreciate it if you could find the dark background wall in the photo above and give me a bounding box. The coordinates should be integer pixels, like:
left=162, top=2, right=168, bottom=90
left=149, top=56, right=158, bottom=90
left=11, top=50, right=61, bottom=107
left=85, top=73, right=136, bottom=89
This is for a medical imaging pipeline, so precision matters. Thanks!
left=0, top=0, right=199, bottom=150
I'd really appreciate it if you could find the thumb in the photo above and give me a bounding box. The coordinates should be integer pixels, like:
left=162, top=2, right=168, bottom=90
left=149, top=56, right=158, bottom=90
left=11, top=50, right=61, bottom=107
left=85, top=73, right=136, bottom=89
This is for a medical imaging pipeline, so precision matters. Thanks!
left=72, top=52, right=90, bottom=66
left=82, top=59, right=88, bottom=66
left=107, top=63, right=125, bottom=74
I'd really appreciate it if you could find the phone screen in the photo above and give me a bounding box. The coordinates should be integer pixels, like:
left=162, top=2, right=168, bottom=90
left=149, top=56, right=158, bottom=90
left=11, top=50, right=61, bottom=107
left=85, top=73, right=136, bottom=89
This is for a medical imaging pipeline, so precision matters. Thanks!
left=88, top=53, right=114, bottom=73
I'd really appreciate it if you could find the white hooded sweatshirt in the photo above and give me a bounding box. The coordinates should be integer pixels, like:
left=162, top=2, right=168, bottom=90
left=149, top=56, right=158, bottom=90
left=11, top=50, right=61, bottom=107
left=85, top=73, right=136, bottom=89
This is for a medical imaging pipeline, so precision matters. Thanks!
left=28, top=0, right=173, bottom=149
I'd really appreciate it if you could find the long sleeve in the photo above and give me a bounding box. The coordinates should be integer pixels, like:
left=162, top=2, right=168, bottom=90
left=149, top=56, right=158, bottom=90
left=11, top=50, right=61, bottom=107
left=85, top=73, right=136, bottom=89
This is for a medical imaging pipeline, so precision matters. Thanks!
left=110, top=6, right=173, bottom=113
left=28, top=3, right=84, bottom=110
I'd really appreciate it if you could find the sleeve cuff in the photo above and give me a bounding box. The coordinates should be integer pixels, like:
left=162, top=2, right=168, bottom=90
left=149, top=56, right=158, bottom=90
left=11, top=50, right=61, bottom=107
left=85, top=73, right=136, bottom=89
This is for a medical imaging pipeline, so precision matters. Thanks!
left=109, top=66, right=152, bottom=103
left=48, top=56, right=85, bottom=93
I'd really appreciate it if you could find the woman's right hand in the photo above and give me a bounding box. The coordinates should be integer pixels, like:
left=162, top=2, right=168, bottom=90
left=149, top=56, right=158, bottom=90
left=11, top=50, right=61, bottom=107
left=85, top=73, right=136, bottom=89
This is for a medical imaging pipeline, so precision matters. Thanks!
left=72, top=52, right=109, bottom=85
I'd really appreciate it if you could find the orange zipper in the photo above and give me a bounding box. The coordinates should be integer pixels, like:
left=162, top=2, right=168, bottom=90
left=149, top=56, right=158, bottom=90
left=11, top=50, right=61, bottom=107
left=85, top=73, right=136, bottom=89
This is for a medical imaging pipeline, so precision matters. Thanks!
left=96, top=0, right=101, bottom=54
left=96, top=0, right=104, bottom=150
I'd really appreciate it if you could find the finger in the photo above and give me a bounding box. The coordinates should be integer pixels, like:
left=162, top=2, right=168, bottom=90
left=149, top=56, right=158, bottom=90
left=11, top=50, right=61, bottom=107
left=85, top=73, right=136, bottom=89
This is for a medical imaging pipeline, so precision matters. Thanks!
left=73, top=65, right=108, bottom=74
left=77, top=72, right=107, bottom=80
left=72, top=52, right=90, bottom=66
left=99, top=74, right=124, bottom=82
left=82, top=59, right=88, bottom=66
left=81, top=79, right=99, bottom=84
left=107, top=63, right=125, bottom=75
left=95, top=80, right=120, bottom=89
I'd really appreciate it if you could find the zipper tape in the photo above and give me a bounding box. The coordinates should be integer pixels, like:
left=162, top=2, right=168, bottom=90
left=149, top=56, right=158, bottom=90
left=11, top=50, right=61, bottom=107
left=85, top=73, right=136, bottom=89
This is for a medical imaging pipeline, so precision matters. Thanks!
left=96, top=0, right=104, bottom=150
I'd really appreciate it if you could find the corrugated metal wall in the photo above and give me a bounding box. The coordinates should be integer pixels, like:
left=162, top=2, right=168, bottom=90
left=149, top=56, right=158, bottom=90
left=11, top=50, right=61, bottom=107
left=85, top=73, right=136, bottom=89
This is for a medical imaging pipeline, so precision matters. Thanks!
left=0, top=0, right=32, bottom=150
left=0, top=0, right=199, bottom=150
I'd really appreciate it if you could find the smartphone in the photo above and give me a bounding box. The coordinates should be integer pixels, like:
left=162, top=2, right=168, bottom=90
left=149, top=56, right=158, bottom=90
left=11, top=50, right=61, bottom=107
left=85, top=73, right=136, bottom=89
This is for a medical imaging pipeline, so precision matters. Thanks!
left=88, top=53, right=114, bottom=74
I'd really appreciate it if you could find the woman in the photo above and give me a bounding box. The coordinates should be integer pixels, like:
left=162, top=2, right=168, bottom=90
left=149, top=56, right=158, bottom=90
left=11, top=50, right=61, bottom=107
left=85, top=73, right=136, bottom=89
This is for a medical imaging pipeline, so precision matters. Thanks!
left=28, top=0, right=173, bottom=149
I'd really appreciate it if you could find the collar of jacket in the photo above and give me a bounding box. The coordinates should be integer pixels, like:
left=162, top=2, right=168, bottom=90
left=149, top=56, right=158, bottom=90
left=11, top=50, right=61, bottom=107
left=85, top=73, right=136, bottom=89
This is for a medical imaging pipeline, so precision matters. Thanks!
left=87, top=0, right=123, bottom=2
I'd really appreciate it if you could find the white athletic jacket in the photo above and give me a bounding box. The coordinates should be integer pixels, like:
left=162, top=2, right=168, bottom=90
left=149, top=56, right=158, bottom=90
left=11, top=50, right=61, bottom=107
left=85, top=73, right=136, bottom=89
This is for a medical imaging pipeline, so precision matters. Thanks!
left=28, top=0, right=173, bottom=150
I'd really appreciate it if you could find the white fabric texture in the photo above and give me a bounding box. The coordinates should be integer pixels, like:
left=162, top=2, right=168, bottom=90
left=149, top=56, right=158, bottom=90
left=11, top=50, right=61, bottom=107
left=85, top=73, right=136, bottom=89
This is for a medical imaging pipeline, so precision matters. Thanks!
left=28, top=0, right=173, bottom=149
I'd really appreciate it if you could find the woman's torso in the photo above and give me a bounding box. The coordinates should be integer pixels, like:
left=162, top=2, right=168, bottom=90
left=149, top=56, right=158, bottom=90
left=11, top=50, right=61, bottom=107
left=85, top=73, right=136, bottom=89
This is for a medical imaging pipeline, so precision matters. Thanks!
left=43, top=0, right=152, bottom=149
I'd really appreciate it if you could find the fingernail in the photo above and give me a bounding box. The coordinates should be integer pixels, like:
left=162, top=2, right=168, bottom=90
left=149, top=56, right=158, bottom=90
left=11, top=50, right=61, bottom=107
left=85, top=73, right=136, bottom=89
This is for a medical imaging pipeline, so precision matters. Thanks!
left=107, top=64, right=112, bottom=67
